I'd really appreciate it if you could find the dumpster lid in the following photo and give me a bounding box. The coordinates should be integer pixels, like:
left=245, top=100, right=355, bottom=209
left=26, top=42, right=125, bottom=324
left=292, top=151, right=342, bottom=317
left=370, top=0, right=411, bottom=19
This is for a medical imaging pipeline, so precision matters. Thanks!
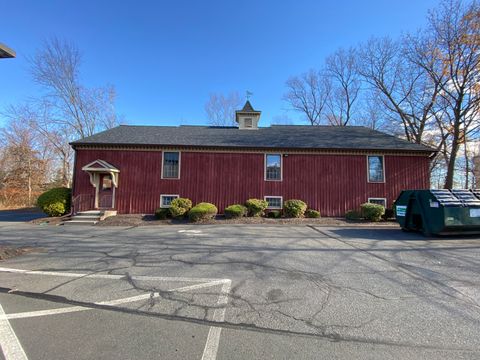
left=430, top=189, right=463, bottom=206
left=451, top=189, right=480, bottom=206
left=430, top=189, right=480, bottom=207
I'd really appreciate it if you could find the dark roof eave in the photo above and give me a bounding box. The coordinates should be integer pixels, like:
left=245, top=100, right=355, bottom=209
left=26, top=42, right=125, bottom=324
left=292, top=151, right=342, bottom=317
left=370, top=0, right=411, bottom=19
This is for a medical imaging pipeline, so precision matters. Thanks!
left=70, top=142, right=435, bottom=154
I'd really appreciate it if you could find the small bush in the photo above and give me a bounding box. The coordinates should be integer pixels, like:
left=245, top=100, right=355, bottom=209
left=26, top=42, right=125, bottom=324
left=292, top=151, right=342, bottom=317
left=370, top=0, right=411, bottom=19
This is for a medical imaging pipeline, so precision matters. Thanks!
left=305, top=209, right=321, bottom=218
left=360, top=203, right=385, bottom=222
left=44, top=202, right=66, bottom=217
left=224, top=204, right=247, bottom=219
left=283, top=199, right=307, bottom=218
left=37, top=187, right=71, bottom=217
left=188, top=202, right=218, bottom=222
left=154, top=208, right=170, bottom=220
left=169, top=198, right=192, bottom=218
left=267, top=210, right=281, bottom=218
left=345, top=210, right=361, bottom=220
left=245, top=198, right=268, bottom=217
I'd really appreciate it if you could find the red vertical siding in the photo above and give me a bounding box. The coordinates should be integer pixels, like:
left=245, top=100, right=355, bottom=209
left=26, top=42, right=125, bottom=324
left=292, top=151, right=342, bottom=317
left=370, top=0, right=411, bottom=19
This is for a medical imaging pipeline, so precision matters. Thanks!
left=73, top=149, right=430, bottom=216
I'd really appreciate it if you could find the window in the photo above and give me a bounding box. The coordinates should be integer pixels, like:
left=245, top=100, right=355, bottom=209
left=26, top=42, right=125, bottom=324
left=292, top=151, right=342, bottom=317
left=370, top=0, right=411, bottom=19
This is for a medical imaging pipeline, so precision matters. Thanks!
left=367, top=155, right=384, bottom=182
left=265, top=196, right=283, bottom=209
left=368, top=198, right=386, bottom=207
left=265, top=154, right=282, bottom=181
left=160, top=194, right=179, bottom=208
left=244, top=118, right=253, bottom=128
left=102, top=175, right=112, bottom=190
left=162, top=151, right=180, bottom=179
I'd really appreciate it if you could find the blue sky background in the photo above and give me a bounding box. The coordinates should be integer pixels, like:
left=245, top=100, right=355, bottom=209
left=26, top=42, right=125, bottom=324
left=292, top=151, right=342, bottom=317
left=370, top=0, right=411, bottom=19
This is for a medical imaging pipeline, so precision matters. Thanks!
left=1, top=0, right=439, bottom=127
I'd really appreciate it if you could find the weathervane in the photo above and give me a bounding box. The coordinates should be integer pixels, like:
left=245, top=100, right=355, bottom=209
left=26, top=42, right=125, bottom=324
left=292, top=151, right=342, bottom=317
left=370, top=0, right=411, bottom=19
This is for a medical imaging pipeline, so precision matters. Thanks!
left=246, top=90, right=253, bottom=100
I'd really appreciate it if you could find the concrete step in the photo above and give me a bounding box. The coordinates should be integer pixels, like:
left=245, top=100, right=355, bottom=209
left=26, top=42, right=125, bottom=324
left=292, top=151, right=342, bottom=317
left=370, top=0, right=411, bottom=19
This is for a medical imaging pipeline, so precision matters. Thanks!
left=76, top=211, right=103, bottom=216
left=71, top=215, right=101, bottom=220
left=64, top=219, right=98, bottom=225
left=63, top=210, right=116, bottom=225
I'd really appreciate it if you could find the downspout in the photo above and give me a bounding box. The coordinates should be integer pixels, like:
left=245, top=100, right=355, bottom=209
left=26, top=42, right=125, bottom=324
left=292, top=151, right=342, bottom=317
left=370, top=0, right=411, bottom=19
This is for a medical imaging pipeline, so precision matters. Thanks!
left=67, top=147, right=78, bottom=217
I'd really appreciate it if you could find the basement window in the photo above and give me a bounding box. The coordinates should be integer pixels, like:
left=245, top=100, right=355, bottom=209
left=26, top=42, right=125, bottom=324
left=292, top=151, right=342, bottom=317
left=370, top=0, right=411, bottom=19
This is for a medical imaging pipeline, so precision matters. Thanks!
left=367, top=155, right=385, bottom=183
left=368, top=198, right=387, bottom=207
left=265, top=196, right=283, bottom=209
left=160, top=194, right=179, bottom=208
left=265, top=154, right=282, bottom=181
left=162, top=151, right=180, bottom=179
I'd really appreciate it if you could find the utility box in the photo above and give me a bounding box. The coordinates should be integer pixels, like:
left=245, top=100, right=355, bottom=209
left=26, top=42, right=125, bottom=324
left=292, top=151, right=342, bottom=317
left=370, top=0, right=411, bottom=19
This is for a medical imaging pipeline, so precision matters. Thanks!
left=395, top=189, right=480, bottom=236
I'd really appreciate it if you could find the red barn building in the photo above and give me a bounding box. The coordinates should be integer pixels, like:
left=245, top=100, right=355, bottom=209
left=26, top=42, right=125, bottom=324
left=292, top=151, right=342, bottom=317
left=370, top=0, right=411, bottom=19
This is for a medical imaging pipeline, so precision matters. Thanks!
left=70, top=102, right=435, bottom=216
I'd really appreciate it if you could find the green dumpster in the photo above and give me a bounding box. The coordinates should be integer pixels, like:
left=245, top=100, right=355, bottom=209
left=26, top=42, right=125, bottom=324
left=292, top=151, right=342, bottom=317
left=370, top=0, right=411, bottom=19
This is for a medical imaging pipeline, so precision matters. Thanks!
left=395, top=189, right=480, bottom=236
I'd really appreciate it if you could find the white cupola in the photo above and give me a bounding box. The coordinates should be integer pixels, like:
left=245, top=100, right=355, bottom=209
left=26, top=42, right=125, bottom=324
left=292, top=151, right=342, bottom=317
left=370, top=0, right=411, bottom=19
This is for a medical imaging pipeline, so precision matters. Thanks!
left=235, top=101, right=261, bottom=130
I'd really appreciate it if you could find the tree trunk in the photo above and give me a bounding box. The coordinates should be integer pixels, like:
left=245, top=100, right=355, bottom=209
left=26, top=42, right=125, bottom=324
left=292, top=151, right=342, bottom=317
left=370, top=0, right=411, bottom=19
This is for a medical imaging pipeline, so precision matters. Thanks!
left=464, top=140, right=470, bottom=189
left=444, top=140, right=459, bottom=189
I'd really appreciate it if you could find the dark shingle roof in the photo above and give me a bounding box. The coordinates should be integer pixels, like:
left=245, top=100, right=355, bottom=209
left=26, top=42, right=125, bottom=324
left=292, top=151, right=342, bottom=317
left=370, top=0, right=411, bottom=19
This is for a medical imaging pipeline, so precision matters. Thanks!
left=71, top=125, right=435, bottom=153
left=237, top=100, right=258, bottom=113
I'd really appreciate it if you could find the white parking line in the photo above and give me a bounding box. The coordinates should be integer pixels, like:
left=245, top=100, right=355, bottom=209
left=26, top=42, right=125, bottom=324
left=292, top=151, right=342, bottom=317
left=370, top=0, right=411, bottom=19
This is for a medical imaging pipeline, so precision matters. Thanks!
left=0, top=303, right=28, bottom=360
left=0, top=266, right=221, bottom=283
left=0, top=267, right=232, bottom=360
left=2, top=280, right=227, bottom=320
left=201, top=279, right=232, bottom=360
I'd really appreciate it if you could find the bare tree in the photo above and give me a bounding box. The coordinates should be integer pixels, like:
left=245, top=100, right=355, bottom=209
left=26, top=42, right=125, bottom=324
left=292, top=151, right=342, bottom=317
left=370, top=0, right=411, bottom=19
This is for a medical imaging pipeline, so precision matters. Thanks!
left=0, top=117, right=50, bottom=207
left=357, top=37, right=441, bottom=146
left=406, top=0, right=480, bottom=188
left=205, top=92, right=242, bottom=126
left=4, top=102, right=74, bottom=187
left=324, top=47, right=361, bottom=126
left=283, top=70, right=331, bottom=125
left=29, top=37, right=119, bottom=139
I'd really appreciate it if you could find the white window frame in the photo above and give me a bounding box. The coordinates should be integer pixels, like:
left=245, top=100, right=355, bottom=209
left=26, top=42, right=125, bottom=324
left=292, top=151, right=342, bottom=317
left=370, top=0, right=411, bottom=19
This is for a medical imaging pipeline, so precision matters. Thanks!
left=160, top=194, right=179, bottom=208
left=368, top=198, right=387, bottom=207
left=264, top=196, right=283, bottom=209
left=244, top=118, right=253, bottom=128
left=366, top=155, right=385, bottom=183
left=161, top=151, right=181, bottom=179
left=264, top=153, right=283, bottom=181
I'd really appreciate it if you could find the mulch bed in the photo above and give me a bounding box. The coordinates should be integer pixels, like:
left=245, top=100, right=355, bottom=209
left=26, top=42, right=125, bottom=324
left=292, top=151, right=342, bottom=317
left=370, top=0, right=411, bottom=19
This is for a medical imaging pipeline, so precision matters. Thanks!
left=97, top=214, right=399, bottom=227
left=0, top=246, right=41, bottom=261
left=30, top=216, right=66, bottom=225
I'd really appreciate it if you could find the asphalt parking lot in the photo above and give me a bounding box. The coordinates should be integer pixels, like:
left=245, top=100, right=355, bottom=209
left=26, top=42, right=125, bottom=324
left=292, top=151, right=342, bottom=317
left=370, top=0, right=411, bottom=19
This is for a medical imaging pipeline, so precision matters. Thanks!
left=0, top=222, right=479, bottom=359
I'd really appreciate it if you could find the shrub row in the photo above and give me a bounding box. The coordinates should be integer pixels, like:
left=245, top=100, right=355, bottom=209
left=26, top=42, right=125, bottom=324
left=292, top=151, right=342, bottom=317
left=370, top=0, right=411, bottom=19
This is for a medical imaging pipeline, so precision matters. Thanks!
left=155, top=198, right=218, bottom=222
left=154, top=197, right=321, bottom=222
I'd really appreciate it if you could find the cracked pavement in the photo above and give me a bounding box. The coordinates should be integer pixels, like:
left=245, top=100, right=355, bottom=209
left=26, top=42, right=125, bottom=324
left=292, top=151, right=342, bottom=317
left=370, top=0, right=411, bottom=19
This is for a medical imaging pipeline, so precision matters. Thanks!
left=0, top=222, right=480, bottom=359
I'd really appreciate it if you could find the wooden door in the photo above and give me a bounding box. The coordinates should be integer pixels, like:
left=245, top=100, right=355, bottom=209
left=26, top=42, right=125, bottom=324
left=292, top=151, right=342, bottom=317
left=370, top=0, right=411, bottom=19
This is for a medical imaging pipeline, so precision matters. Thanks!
left=98, top=174, right=114, bottom=209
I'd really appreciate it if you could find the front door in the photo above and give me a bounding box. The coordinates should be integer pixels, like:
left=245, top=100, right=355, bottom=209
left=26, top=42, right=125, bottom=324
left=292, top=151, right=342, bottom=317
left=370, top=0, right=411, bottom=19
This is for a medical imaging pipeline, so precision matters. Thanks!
left=98, top=174, right=114, bottom=209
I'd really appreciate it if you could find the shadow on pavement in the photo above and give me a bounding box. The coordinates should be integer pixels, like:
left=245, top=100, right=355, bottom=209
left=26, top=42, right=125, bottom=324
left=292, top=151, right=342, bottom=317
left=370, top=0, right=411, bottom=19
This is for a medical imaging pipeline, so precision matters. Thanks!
left=0, top=207, right=46, bottom=222
left=327, top=227, right=480, bottom=241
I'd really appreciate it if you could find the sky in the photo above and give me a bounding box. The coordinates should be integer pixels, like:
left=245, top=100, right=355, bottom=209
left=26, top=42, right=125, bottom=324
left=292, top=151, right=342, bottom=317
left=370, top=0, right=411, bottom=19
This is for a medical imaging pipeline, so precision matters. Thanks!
left=1, top=0, right=439, bottom=127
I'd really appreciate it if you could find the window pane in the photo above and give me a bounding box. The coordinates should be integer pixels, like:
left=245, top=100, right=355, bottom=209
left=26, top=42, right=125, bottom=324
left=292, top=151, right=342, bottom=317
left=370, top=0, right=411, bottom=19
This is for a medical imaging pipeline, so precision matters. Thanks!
left=368, top=156, right=384, bottom=182
left=369, top=199, right=386, bottom=207
left=161, top=195, right=178, bottom=207
left=266, top=154, right=281, bottom=180
left=266, top=197, right=282, bottom=208
left=163, top=152, right=179, bottom=178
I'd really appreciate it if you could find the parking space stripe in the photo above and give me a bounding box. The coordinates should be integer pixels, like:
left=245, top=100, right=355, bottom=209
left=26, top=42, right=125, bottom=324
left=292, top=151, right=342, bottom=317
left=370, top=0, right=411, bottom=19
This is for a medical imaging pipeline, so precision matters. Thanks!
left=0, top=267, right=222, bottom=283
left=0, top=267, right=232, bottom=360
left=2, top=280, right=227, bottom=320
left=201, top=279, right=231, bottom=360
left=0, top=303, right=28, bottom=360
